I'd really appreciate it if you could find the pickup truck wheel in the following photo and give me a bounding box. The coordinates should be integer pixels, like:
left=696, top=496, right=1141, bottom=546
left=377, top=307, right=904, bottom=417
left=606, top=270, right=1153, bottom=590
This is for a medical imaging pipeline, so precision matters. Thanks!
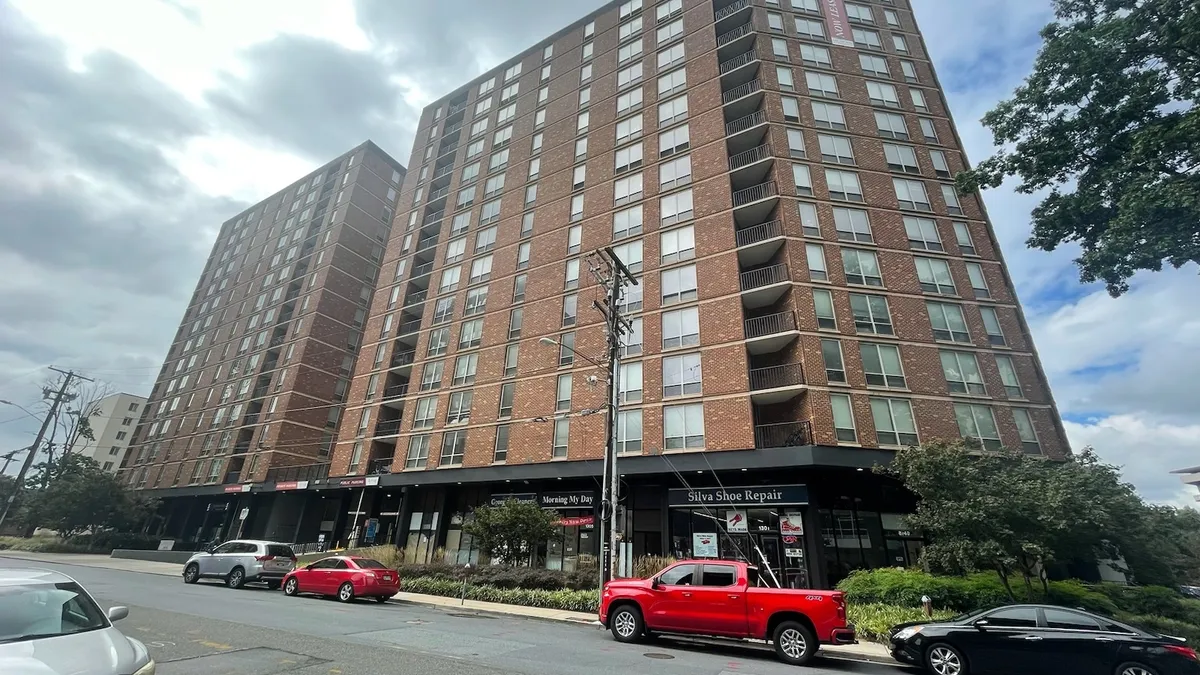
left=772, top=621, right=817, bottom=666
left=609, top=605, right=643, bottom=643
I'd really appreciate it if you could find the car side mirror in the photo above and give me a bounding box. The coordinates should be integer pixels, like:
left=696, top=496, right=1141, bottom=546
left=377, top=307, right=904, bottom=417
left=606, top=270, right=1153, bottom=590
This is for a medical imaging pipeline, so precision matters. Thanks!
left=973, top=619, right=989, bottom=631
left=107, top=606, right=129, bottom=622
left=650, top=577, right=660, bottom=590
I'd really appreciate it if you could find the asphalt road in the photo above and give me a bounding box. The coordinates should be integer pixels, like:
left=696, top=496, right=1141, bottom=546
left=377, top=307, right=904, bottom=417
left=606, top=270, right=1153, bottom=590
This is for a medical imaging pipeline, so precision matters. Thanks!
left=0, top=556, right=906, bottom=675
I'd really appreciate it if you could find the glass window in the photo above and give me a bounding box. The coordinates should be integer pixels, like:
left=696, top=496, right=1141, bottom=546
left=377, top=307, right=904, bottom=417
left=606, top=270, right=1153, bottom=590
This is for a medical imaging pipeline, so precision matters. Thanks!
left=782, top=96, right=801, bottom=122
left=915, top=257, right=956, bottom=295
left=875, top=111, right=909, bottom=139
left=833, top=207, right=872, bottom=242
left=941, top=351, right=986, bottom=395
left=850, top=293, right=893, bottom=335
left=905, top=217, right=943, bottom=251
left=1013, top=408, right=1041, bottom=454
left=980, top=306, right=1006, bottom=345
left=663, top=353, right=702, bottom=397
left=661, top=265, right=698, bottom=305
left=826, top=169, right=864, bottom=201
left=813, top=288, right=837, bottom=329
left=821, top=339, right=846, bottom=382
left=860, top=343, right=906, bottom=388
left=871, top=398, right=918, bottom=446
left=793, top=164, right=813, bottom=195
left=812, top=101, right=847, bottom=130
left=659, top=564, right=696, bottom=586
left=842, top=248, right=883, bottom=286
left=954, top=222, right=976, bottom=255
left=830, top=394, right=857, bottom=442
left=982, top=606, right=1039, bottom=628
left=894, top=178, right=932, bottom=210
left=664, top=403, right=705, bottom=449
left=617, top=409, right=643, bottom=454
left=928, top=302, right=971, bottom=342
left=806, top=243, right=828, bottom=281
left=440, top=430, right=467, bottom=466
left=663, top=307, right=699, bottom=349
left=995, top=355, right=1023, bottom=398
left=806, top=72, right=839, bottom=97
left=884, top=143, right=921, bottom=174
left=1043, top=608, right=1102, bottom=631
left=701, top=565, right=737, bottom=587
left=620, top=362, right=643, bottom=403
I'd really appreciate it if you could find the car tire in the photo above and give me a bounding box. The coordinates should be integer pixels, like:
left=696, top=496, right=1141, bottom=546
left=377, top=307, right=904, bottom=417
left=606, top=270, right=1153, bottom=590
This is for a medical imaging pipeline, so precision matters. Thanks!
left=182, top=563, right=200, bottom=584
left=284, top=578, right=299, bottom=596
left=772, top=621, right=817, bottom=666
left=374, top=596, right=389, bottom=604
left=1115, top=663, right=1158, bottom=675
left=226, top=567, right=245, bottom=589
left=925, top=642, right=969, bottom=675
left=337, top=582, right=355, bottom=603
left=608, top=605, right=643, bottom=643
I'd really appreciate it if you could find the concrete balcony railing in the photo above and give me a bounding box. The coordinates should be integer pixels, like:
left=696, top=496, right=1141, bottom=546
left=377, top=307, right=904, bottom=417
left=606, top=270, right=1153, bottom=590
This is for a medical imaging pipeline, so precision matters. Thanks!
left=749, top=363, right=806, bottom=390
left=743, top=310, right=796, bottom=339
left=754, top=420, right=814, bottom=449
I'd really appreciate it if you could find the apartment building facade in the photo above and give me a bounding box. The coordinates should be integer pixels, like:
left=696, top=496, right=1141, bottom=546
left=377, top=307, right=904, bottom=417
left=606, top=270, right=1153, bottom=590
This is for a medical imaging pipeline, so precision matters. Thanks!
left=66, top=392, right=147, bottom=473
left=119, top=141, right=404, bottom=544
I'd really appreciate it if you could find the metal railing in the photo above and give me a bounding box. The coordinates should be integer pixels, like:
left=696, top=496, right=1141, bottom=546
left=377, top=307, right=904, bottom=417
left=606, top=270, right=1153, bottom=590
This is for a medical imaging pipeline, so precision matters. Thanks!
left=744, top=310, right=797, bottom=338
left=732, top=180, right=778, bottom=206
left=442, top=121, right=462, bottom=136
left=426, top=186, right=449, bottom=202
left=265, top=462, right=330, bottom=483
left=749, top=363, right=806, bottom=390
left=383, top=383, right=410, bottom=400
left=398, top=319, right=422, bottom=336
left=735, top=219, right=783, bottom=247
left=715, top=0, right=750, bottom=21
left=433, top=164, right=454, bottom=180
left=446, top=101, right=467, bottom=116
left=740, top=263, right=789, bottom=291
left=726, top=110, right=767, bottom=135
left=403, top=289, right=428, bottom=307
left=719, top=50, right=757, bottom=74
left=374, top=420, right=402, bottom=436
left=754, top=420, right=814, bottom=449
left=412, top=261, right=434, bottom=278
left=729, top=144, right=772, bottom=170
left=390, top=350, right=416, bottom=369
left=716, top=22, right=753, bottom=46
left=722, top=78, right=761, bottom=104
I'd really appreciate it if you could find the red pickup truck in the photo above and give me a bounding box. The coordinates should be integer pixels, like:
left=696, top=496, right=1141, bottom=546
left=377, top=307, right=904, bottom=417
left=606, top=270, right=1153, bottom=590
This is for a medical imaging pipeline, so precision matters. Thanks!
left=599, top=560, right=855, bottom=666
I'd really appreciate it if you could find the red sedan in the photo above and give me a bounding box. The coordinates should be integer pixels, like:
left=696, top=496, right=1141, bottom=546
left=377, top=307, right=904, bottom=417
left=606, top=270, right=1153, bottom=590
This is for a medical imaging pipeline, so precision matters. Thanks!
left=282, top=556, right=400, bottom=603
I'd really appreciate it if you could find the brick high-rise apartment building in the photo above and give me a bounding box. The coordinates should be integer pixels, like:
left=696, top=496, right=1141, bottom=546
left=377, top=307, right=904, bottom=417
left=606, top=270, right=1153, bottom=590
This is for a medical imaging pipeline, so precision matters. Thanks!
left=119, top=141, right=404, bottom=543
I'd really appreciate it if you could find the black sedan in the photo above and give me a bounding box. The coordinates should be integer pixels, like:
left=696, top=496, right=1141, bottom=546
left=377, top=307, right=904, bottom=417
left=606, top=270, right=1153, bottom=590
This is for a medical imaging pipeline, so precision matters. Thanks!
left=890, top=604, right=1200, bottom=675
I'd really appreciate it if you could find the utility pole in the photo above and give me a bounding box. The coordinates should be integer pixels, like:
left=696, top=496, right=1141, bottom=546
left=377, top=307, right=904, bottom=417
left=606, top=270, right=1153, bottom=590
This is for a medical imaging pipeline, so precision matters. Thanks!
left=0, top=367, right=93, bottom=531
left=1, top=448, right=27, bottom=476
left=588, top=248, right=637, bottom=587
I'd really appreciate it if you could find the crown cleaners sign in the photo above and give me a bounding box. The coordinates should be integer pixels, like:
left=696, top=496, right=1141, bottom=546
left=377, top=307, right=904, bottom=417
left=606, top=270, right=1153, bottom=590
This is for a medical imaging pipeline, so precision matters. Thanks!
left=668, top=485, right=808, bottom=507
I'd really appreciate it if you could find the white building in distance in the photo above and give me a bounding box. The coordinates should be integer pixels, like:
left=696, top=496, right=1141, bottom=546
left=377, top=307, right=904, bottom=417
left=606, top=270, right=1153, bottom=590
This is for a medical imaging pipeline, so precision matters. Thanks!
left=68, top=392, right=147, bottom=473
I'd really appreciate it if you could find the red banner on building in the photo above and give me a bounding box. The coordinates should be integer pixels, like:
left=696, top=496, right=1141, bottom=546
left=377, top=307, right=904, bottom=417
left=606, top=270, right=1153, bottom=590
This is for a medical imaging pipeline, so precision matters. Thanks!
left=823, top=0, right=854, bottom=47
left=557, top=516, right=595, bottom=527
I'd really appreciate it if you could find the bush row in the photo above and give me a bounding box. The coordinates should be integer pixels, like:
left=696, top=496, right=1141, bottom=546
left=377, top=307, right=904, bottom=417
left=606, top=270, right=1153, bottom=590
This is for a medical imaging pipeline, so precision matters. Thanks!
left=0, top=532, right=161, bottom=554
left=395, top=562, right=600, bottom=591
left=402, top=576, right=599, bottom=613
left=847, top=603, right=956, bottom=643
left=0, top=536, right=92, bottom=554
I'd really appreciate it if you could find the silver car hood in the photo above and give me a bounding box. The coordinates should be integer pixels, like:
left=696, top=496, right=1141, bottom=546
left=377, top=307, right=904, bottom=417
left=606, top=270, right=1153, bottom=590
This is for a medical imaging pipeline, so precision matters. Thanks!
left=0, top=627, right=149, bottom=675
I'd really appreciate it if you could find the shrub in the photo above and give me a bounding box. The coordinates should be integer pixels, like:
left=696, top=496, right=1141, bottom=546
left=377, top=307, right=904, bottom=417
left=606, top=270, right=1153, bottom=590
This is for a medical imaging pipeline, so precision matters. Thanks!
left=1093, top=583, right=1192, bottom=620
left=633, top=556, right=676, bottom=579
left=67, top=532, right=160, bottom=552
left=1044, top=579, right=1119, bottom=616
left=848, top=603, right=957, bottom=643
left=1117, top=614, right=1200, bottom=646
left=356, top=545, right=404, bottom=569
left=0, top=536, right=91, bottom=554
left=401, top=576, right=599, bottom=613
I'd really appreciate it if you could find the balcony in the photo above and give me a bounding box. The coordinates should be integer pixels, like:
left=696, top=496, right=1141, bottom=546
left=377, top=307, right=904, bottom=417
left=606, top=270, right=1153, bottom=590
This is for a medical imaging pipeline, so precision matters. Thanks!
left=433, top=163, right=455, bottom=181
left=441, top=120, right=463, bottom=137
left=425, top=186, right=449, bottom=206
left=412, top=261, right=434, bottom=279
left=719, top=50, right=756, bottom=75
left=743, top=311, right=799, bottom=353
left=446, top=100, right=467, bottom=118
left=716, top=23, right=754, bottom=56
left=369, top=458, right=394, bottom=475
left=397, top=318, right=422, bottom=336
left=739, top=263, right=791, bottom=308
left=735, top=219, right=785, bottom=267
left=725, top=110, right=767, bottom=137
left=729, top=144, right=772, bottom=171
left=731, top=180, right=779, bottom=227
left=714, top=0, right=750, bottom=22
left=729, top=145, right=774, bottom=191
left=265, top=462, right=330, bottom=483
left=403, top=288, right=428, bottom=308
left=749, top=364, right=807, bottom=403
left=383, top=383, right=410, bottom=400
left=718, top=49, right=760, bottom=95
left=223, top=472, right=241, bottom=485
left=389, top=349, right=416, bottom=370
left=374, top=419, right=402, bottom=437
left=754, top=421, right=814, bottom=449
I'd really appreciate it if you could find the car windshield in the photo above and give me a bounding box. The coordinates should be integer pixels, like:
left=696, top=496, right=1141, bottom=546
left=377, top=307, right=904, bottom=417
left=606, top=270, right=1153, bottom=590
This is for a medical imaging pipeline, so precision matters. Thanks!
left=355, top=559, right=388, bottom=569
left=0, top=582, right=108, bottom=643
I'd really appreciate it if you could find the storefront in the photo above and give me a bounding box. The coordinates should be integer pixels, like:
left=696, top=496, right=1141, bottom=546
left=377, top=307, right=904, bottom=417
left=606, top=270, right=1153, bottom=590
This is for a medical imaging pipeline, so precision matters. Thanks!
left=667, top=484, right=814, bottom=588
left=488, top=490, right=599, bottom=571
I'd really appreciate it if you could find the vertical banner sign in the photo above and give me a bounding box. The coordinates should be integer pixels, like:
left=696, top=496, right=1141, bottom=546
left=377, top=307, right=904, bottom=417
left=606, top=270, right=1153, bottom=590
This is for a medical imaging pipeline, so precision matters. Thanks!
left=823, top=0, right=854, bottom=47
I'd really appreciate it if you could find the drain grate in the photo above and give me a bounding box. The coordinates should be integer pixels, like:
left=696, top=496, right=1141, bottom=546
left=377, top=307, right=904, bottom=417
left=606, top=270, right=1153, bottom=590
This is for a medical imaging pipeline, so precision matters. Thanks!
left=643, top=653, right=675, bottom=660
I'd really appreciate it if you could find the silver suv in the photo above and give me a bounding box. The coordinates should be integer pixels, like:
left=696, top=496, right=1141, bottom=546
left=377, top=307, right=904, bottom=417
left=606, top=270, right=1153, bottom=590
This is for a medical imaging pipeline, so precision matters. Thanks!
left=182, top=539, right=296, bottom=589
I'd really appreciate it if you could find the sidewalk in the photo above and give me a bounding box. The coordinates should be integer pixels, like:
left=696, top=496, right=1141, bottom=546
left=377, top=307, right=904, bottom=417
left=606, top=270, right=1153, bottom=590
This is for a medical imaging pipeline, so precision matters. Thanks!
left=0, top=551, right=895, bottom=664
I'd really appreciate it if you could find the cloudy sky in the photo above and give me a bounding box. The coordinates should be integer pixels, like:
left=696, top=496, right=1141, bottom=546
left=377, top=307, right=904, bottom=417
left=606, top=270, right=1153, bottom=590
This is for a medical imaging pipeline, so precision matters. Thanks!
left=1, top=0, right=1196, bottom=504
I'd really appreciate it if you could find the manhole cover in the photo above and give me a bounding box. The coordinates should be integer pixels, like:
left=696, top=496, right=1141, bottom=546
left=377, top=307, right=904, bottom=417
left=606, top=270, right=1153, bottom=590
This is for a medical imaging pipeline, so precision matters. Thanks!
left=643, top=653, right=675, bottom=660
left=446, top=612, right=496, bottom=619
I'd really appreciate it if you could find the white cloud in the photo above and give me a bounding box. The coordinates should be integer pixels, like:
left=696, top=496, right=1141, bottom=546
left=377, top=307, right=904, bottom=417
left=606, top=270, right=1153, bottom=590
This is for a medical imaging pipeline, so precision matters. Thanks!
left=1065, top=415, right=1200, bottom=507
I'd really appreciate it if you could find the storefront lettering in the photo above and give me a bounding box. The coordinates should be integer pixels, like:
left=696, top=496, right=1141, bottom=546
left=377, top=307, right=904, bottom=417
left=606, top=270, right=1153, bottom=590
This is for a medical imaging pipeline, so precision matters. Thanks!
left=540, top=491, right=596, bottom=508
left=668, top=484, right=808, bottom=507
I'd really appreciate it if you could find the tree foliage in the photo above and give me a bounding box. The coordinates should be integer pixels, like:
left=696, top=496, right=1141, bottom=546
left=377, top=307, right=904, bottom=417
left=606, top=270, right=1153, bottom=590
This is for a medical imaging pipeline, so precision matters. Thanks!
left=462, top=499, right=558, bottom=566
left=958, top=0, right=1200, bottom=296
left=19, top=454, right=155, bottom=543
left=881, top=440, right=1199, bottom=597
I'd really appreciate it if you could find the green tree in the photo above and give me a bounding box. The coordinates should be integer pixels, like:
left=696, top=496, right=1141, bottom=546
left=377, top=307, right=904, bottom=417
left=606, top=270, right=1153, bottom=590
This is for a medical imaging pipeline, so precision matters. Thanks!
left=462, top=499, right=558, bottom=566
left=957, top=0, right=1200, bottom=296
left=20, top=454, right=148, bottom=545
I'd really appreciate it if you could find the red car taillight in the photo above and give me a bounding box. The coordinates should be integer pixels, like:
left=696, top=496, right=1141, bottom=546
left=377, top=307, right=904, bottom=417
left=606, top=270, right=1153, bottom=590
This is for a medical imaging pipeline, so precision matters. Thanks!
left=832, top=592, right=847, bottom=622
left=1165, top=644, right=1199, bottom=661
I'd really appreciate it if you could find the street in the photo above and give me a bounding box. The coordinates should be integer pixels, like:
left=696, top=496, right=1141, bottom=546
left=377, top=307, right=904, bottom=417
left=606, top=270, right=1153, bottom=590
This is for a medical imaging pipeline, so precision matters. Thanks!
left=0, top=556, right=904, bottom=675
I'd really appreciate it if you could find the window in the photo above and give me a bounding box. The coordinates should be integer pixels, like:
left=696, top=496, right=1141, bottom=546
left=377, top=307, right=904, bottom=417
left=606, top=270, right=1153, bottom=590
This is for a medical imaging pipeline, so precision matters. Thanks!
left=899, top=218, right=943, bottom=254
left=524, top=184, right=538, bottom=205
left=556, top=373, right=573, bottom=412
left=504, top=343, right=519, bottom=377
left=620, top=362, right=643, bottom=403
left=846, top=2, right=874, bottom=23
left=516, top=242, right=531, bottom=269
left=980, top=306, right=1006, bottom=346
left=620, top=39, right=645, bottom=65
left=464, top=287, right=488, bottom=317
left=617, top=410, right=642, bottom=454
left=812, top=101, right=847, bottom=130
left=885, top=8, right=901, bottom=27
left=619, top=279, right=644, bottom=312
left=920, top=117, right=939, bottom=142
left=440, top=265, right=462, bottom=293
left=1012, top=408, right=1041, bottom=454
left=953, top=222, right=977, bottom=255
left=660, top=564, right=696, bottom=586
left=661, top=225, right=695, bottom=263
left=993, top=354, right=1023, bottom=399
left=661, top=264, right=697, bottom=305
left=531, top=132, right=543, bottom=153
left=660, top=154, right=692, bottom=189
left=582, top=43, right=593, bottom=62
left=548, top=418, right=569, bottom=459
left=621, top=318, right=643, bottom=356
left=929, top=149, right=951, bottom=178
left=658, top=68, right=686, bottom=96
left=659, top=124, right=689, bottom=157
left=664, top=403, right=704, bottom=449
left=806, top=243, right=828, bottom=281
left=503, top=62, right=522, bottom=82
left=660, top=189, right=693, bottom=225
left=852, top=28, right=882, bottom=49
left=470, top=118, right=489, bottom=137
left=467, top=139, right=484, bottom=159
left=480, top=198, right=501, bottom=224
left=584, top=21, right=594, bottom=37
left=830, top=393, right=858, bottom=442
left=663, top=353, right=702, bottom=397
left=459, top=318, right=484, bottom=348
left=830, top=207, right=871, bottom=243
left=562, top=293, right=578, bottom=326
left=767, top=11, right=784, bottom=31
left=497, top=102, right=516, bottom=124
left=572, top=165, right=587, bottom=190
left=500, top=83, right=519, bottom=102
left=662, top=307, right=699, bottom=349
left=618, top=63, right=643, bottom=89
left=900, top=59, right=919, bottom=83
left=420, top=361, right=444, bottom=391
left=452, top=353, right=479, bottom=386
left=858, top=343, right=905, bottom=389
left=617, top=115, right=643, bottom=143
left=469, top=255, right=493, bottom=283
left=576, top=111, right=590, bottom=135
left=616, top=173, right=644, bottom=206
left=782, top=96, right=801, bottom=122
left=499, top=382, right=515, bottom=417
left=659, top=95, right=688, bottom=125
left=792, top=164, right=813, bottom=195
left=618, top=88, right=644, bottom=114
left=916, top=257, right=956, bottom=295
left=893, top=34, right=910, bottom=53
left=867, top=80, right=900, bottom=107
left=447, top=391, right=473, bottom=424
left=433, top=297, right=456, bottom=325
left=772, top=38, right=790, bottom=60
left=508, top=308, right=523, bottom=338
left=799, top=45, right=831, bottom=69
left=657, top=42, right=684, bottom=69
left=657, top=18, right=683, bottom=44
left=966, top=262, right=990, bottom=298
left=614, top=205, right=644, bottom=239
left=826, top=169, right=864, bottom=202
left=558, top=331, right=576, bottom=365
left=570, top=194, right=584, bottom=221
left=619, top=15, right=643, bottom=43
left=494, top=425, right=510, bottom=463
left=413, top=397, right=438, bottom=429
left=795, top=16, right=825, bottom=39
left=910, top=88, right=930, bottom=113
left=955, top=403, right=1001, bottom=451
left=941, top=351, right=986, bottom=395
left=520, top=212, right=534, bottom=238
left=566, top=224, right=583, bottom=254
left=860, top=53, right=889, bottom=77
left=821, top=339, right=846, bottom=382
left=483, top=173, right=504, bottom=198
left=875, top=111, right=909, bottom=139
left=806, top=72, right=839, bottom=98
left=616, top=143, right=644, bottom=173
left=782, top=130, right=806, bottom=161
left=928, top=301, right=971, bottom=342
left=818, top=135, right=855, bottom=165
left=813, top=288, right=837, bottom=329
left=440, top=430, right=467, bottom=466
left=850, top=293, right=894, bottom=334
left=941, top=185, right=964, bottom=215
left=872, top=398, right=917, bottom=446
left=894, top=178, right=931, bottom=210
left=843, top=248, right=882, bottom=287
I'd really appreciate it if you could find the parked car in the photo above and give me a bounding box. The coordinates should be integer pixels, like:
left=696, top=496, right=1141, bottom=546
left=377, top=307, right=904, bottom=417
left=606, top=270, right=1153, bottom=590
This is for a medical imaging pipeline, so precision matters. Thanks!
left=599, top=560, right=855, bottom=666
left=282, top=556, right=400, bottom=603
left=181, top=539, right=296, bottom=589
left=0, top=568, right=155, bottom=675
left=890, top=603, right=1200, bottom=675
